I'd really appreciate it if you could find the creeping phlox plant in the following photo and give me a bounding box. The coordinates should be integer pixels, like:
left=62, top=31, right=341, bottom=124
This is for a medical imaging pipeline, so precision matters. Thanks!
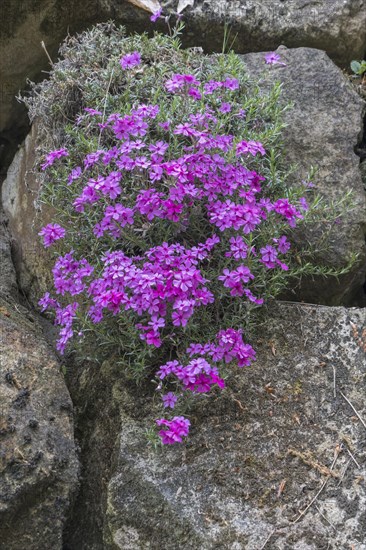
left=29, top=24, right=354, bottom=445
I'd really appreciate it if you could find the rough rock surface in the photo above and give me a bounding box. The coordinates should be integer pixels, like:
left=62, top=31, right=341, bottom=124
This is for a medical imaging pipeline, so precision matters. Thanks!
left=0, top=295, right=79, bottom=550
left=1, top=0, right=366, bottom=174
left=64, top=303, right=366, bottom=549
left=3, top=47, right=365, bottom=306
left=185, top=0, right=366, bottom=66
left=0, top=207, right=17, bottom=298
left=1, top=124, right=54, bottom=304
left=241, top=47, right=366, bottom=305
left=0, top=197, right=79, bottom=548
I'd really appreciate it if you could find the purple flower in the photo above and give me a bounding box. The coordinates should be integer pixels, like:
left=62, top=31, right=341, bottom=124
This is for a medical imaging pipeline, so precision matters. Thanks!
left=156, top=416, right=190, bottom=444
left=204, top=80, right=222, bottom=95
left=188, top=87, right=202, bottom=100
left=260, top=245, right=278, bottom=268
left=84, top=107, right=102, bottom=116
left=120, top=51, right=141, bottom=70
left=236, top=140, right=265, bottom=156
left=158, top=120, right=171, bottom=131
left=38, top=292, right=59, bottom=312
left=299, top=197, right=309, bottom=211
left=150, top=8, right=162, bottom=22
left=39, top=223, right=66, bottom=247
left=162, top=392, right=178, bottom=409
left=157, top=361, right=180, bottom=380
left=165, top=74, right=200, bottom=93
left=225, top=236, right=248, bottom=260
left=274, top=198, right=302, bottom=227
left=67, top=166, right=82, bottom=185
left=219, top=102, right=231, bottom=113
left=274, top=236, right=291, bottom=254
left=41, top=148, right=68, bottom=170
left=223, top=78, right=239, bottom=90
left=265, top=52, right=286, bottom=66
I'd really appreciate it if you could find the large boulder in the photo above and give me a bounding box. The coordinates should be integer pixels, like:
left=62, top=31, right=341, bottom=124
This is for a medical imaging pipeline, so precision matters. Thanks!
left=0, top=136, right=79, bottom=547
left=241, top=47, right=366, bottom=305
left=0, top=295, right=79, bottom=550
left=3, top=45, right=365, bottom=306
left=64, top=303, right=366, bottom=549
left=1, top=124, right=54, bottom=304
left=185, top=0, right=366, bottom=67
left=1, top=0, right=366, bottom=175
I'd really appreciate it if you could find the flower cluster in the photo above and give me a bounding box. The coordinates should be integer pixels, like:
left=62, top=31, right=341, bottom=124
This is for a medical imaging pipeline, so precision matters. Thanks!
left=157, top=328, right=255, bottom=408
left=38, top=223, right=66, bottom=247
left=41, top=148, right=68, bottom=170
left=120, top=51, right=141, bottom=70
left=86, top=238, right=216, bottom=347
left=37, top=39, right=310, bottom=446
left=156, top=416, right=190, bottom=445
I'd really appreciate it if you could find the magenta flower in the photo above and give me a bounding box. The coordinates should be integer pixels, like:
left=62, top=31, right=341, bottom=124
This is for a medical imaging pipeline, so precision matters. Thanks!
left=265, top=52, right=286, bottom=66
left=150, top=8, right=162, bottom=22
left=120, top=51, right=141, bottom=70
left=162, top=392, right=178, bottom=409
left=225, top=236, right=248, bottom=260
left=204, top=80, right=222, bottom=95
left=39, top=223, right=66, bottom=247
left=40, top=58, right=312, bottom=445
left=274, top=236, right=291, bottom=254
left=188, top=87, right=202, bottom=100
left=219, top=102, right=232, bottom=113
left=41, top=148, right=68, bottom=170
left=156, top=416, right=190, bottom=444
left=223, top=77, right=239, bottom=90
left=67, top=166, right=82, bottom=185
left=84, top=107, right=102, bottom=116
left=236, top=140, right=265, bottom=156
left=165, top=73, right=200, bottom=93
left=260, top=245, right=278, bottom=268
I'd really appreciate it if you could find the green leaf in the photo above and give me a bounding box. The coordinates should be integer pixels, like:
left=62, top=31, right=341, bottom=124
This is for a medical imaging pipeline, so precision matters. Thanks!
left=360, top=61, right=366, bottom=74
left=350, top=60, right=361, bottom=74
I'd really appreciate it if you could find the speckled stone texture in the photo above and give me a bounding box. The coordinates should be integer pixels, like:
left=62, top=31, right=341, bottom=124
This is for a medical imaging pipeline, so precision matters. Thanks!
left=103, top=303, right=366, bottom=550
left=1, top=124, right=54, bottom=304
left=185, top=0, right=366, bottom=67
left=0, top=296, right=79, bottom=550
left=241, top=47, right=366, bottom=305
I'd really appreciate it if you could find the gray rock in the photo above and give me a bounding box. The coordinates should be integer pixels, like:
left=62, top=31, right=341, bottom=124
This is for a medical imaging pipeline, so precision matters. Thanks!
left=361, top=161, right=366, bottom=188
left=2, top=124, right=54, bottom=304
left=65, top=303, right=366, bottom=549
left=0, top=296, right=79, bottom=550
left=241, top=47, right=366, bottom=305
left=185, top=0, right=366, bottom=67
left=0, top=206, right=17, bottom=298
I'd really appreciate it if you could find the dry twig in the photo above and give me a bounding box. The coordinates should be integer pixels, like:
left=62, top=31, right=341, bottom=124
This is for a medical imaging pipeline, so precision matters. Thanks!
left=259, top=529, right=276, bottom=550
left=41, top=41, right=54, bottom=67
left=291, top=445, right=341, bottom=524
left=314, top=505, right=337, bottom=531
left=339, top=391, right=366, bottom=430
left=288, top=448, right=340, bottom=478
left=332, top=365, right=336, bottom=398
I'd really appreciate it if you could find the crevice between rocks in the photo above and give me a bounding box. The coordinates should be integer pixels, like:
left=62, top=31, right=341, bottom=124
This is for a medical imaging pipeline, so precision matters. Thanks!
left=355, top=108, right=366, bottom=308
